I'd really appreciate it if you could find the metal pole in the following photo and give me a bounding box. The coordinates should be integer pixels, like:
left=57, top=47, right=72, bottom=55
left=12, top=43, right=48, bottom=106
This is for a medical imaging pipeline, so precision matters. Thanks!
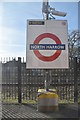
left=45, top=0, right=49, bottom=91
left=46, top=0, right=49, bottom=20
left=18, top=57, right=22, bottom=103
left=74, top=57, right=78, bottom=103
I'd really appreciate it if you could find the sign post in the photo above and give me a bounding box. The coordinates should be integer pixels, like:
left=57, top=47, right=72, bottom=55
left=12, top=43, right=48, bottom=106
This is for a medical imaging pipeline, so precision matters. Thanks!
left=26, top=0, right=68, bottom=91
left=45, top=0, right=50, bottom=90
left=26, top=19, right=69, bottom=91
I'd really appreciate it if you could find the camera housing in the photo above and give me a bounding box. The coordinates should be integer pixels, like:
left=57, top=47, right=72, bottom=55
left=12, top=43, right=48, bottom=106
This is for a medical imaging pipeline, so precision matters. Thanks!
left=51, top=10, right=67, bottom=17
left=42, top=1, right=67, bottom=17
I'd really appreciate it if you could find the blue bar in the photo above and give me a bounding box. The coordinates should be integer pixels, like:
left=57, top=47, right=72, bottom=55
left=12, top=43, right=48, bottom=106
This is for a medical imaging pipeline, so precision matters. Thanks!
left=30, top=44, right=65, bottom=50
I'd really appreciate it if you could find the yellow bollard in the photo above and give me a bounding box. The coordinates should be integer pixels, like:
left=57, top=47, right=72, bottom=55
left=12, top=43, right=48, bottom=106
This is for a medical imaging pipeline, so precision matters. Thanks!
left=37, top=89, right=58, bottom=112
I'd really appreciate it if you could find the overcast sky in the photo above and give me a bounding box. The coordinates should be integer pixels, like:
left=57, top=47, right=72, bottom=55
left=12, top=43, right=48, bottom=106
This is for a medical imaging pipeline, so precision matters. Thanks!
left=0, top=2, right=78, bottom=59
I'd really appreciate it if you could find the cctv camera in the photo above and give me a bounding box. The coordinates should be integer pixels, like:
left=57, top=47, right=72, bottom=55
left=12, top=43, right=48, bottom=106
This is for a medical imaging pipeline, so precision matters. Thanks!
left=51, top=10, right=67, bottom=17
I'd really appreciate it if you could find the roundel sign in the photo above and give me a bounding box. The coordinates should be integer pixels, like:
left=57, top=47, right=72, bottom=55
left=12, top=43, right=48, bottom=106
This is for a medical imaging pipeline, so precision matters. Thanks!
left=33, top=33, right=62, bottom=62
left=27, top=20, right=69, bottom=69
left=30, top=33, right=65, bottom=62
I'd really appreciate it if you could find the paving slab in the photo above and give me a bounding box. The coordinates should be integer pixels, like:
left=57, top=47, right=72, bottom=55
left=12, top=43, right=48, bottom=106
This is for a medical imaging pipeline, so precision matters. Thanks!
left=1, top=103, right=79, bottom=119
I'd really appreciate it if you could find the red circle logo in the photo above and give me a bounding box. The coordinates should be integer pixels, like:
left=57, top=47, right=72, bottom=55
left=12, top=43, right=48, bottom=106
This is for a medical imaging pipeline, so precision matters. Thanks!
left=33, top=33, right=62, bottom=62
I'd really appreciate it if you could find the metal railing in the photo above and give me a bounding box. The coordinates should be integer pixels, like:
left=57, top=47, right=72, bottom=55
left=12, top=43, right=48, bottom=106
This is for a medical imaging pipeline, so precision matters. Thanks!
left=1, top=57, right=80, bottom=104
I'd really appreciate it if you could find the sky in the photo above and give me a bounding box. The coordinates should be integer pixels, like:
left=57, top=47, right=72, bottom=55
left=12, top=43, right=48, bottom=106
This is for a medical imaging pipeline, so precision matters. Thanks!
left=0, top=2, right=78, bottom=59
left=78, top=1, right=80, bottom=30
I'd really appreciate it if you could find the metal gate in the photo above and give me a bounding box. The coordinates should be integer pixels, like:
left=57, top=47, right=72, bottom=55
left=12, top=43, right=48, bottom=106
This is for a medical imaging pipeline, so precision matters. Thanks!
left=1, top=57, right=80, bottom=104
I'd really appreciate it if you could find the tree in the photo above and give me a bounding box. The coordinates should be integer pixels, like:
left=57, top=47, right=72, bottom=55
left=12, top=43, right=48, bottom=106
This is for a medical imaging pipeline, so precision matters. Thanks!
left=68, top=30, right=80, bottom=58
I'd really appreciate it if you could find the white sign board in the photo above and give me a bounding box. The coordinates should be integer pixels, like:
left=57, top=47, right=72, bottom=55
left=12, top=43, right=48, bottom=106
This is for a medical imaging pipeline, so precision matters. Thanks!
left=26, top=20, right=69, bottom=69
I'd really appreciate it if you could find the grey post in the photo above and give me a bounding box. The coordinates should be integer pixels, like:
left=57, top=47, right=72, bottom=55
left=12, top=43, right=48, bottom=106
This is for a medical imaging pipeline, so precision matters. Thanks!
left=45, top=0, right=49, bottom=91
left=18, top=57, right=22, bottom=103
left=74, top=57, right=78, bottom=103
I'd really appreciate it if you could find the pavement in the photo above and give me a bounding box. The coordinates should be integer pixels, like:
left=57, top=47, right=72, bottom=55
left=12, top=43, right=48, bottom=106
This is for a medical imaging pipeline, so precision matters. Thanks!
left=1, top=103, right=80, bottom=119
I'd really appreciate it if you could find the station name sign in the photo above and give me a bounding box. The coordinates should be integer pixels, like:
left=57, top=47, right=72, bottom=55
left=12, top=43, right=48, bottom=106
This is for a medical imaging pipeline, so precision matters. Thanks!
left=30, top=44, right=65, bottom=50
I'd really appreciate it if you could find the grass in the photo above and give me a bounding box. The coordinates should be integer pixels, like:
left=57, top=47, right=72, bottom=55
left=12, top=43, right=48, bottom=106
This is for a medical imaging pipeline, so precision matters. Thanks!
left=2, top=98, right=75, bottom=104
left=2, top=97, right=37, bottom=104
left=22, top=100, right=37, bottom=104
left=59, top=99, right=74, bottom=104
left=2, top=98, right=18, bottom=104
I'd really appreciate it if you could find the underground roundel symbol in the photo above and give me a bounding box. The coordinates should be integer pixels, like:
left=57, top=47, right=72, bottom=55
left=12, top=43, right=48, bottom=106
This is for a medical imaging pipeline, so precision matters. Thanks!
left=33, top=33, right=62, bottom=62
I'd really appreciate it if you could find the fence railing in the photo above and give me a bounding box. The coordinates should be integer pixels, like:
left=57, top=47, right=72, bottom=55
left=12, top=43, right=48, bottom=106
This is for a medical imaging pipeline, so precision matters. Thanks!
left=1, top=57, right=80, bottom=104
